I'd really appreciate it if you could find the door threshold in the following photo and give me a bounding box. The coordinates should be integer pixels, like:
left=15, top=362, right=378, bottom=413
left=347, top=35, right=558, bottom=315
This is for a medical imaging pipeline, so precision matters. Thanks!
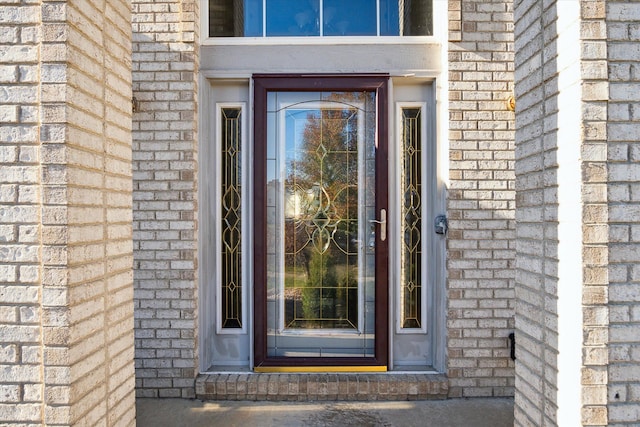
left=254, top=366, right=387, bottom=373
left=195, top=372, right=449, bottom=401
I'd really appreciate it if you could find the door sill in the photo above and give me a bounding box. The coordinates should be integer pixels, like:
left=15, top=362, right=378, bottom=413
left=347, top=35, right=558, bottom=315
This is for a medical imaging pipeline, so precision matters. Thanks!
left=195, top=372, right=449, bottom=401
left=254, top=366, right=387, bottom=373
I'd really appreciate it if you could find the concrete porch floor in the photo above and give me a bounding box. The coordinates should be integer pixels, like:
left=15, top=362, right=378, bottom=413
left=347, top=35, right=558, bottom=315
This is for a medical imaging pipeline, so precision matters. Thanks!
left=136, top=397, right=515, bottom=426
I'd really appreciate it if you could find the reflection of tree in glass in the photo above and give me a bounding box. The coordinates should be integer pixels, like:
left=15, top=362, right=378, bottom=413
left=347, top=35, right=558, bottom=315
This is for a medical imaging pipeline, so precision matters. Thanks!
left=284, top=94, right=365, bottom=328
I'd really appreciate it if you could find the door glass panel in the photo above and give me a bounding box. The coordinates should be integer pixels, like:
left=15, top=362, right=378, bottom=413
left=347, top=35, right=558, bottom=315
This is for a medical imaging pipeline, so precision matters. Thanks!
left=266, top=91, right=377, bottom=358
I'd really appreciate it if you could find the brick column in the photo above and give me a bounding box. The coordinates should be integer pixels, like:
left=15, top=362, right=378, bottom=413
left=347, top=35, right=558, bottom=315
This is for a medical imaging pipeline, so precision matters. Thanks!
left=606, top=2, right=640, bottom=425
left=132, top=0, right=200, bottom=398
left=0, top=2, right=43, bottom=424
left=447, top=0, right=516, bottom=398
left=581, top=1, right=609, bottom=424
left=0, top=0, right=135, bottom=425
left=513, top=0, right=609, bottom=425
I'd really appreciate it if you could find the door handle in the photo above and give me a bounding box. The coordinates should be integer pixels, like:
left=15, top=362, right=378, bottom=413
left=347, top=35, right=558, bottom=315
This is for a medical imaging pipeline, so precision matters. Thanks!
left=369, top=208, right=387, bottom=242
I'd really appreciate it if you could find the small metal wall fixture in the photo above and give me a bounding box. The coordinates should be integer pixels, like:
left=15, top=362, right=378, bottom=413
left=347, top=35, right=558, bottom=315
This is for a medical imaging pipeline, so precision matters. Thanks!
left=508, top=333, right=516, bottom=361
left=434, top=215, right=448, bottom=235
left=506, top=95, right=515, bottom=112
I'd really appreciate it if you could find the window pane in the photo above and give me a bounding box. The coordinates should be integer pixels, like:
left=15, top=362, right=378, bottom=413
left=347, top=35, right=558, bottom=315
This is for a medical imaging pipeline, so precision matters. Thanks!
left=209, top=0, right=236, bottom=37
left=209, top=0, right=262, bottom=37
left=401, top=0, right=432, bottom=36
left=221, top=107, right=243, bottom=329
left=244, top=0, right=263, bottom=36
left=266, top=0, right=320, bottom=36
left=323, top=0, right=377, bottom=36
left=209, top=0, right=433, bottom=38
left=379, top=0, right=400, bottom=36
left=400, top=107, right=422, bottom=329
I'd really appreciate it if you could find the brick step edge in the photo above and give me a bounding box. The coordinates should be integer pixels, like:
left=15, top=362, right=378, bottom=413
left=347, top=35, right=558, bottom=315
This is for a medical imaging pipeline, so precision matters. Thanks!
left=195, top=373, right=448, bottom=401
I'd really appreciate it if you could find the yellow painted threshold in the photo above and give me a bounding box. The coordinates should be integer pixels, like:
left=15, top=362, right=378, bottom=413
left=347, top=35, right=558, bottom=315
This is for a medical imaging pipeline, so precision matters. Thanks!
left=254, top=366, right=387, bottom=373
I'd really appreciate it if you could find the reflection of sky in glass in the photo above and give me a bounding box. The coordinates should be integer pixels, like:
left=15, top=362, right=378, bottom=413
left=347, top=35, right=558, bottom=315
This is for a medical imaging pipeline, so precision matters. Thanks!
left=323, top=0, right=376, bottom=36
left=266, top=0, right=320, bottom=36
left=245, top=0, right=402, bottom=37
left=244, top=0, right=263, bottom=36
left=285, top=109, right=316, bottom=156
left=212, top=0, right=432, bottom=37
left=285, top=109, right=316, bottom=189
left=379, top=0, right=400, bottom=35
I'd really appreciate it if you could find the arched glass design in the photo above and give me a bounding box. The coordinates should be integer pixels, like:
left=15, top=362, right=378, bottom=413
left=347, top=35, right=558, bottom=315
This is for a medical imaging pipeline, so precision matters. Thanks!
left=265, top=92, right=377, bottom=358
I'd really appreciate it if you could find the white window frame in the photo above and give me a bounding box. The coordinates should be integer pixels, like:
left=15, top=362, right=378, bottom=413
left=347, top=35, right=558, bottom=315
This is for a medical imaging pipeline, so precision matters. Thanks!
left=200, top=0, right=442, bottom=46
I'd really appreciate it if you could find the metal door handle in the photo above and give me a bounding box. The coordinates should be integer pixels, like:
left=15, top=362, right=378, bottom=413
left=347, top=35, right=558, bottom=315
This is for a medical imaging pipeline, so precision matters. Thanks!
left=369, top=209, right=387, bottom=242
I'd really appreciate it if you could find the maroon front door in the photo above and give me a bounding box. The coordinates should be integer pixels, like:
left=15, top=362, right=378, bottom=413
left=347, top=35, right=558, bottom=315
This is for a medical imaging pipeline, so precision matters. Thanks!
left=253, top=75, right=389, bottom=369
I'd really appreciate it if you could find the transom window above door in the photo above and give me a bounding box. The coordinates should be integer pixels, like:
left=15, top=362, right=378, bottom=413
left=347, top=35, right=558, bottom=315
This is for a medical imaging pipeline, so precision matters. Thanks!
left=208, top=0, right=433, bottom=37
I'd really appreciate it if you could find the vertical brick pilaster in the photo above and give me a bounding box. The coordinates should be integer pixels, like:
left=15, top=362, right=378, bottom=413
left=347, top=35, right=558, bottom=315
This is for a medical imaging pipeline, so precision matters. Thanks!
left=132, top=0, right=200, bottom=399
left=447, top=0, right=516, bottom=398
left=514, top=1, right=612, bottom=426
left=606, top=2, right=640, bottom=426
left=513, top=0, right=559, bottom=424
left=0, top=2, right=44, bottom=424
left=1, top=1, right=134, bottom=425
left=47, top=0, right=135, bottom=424
left=40, top=0, right=71, bottom=423
left=581, top=1, right=609, bottom=425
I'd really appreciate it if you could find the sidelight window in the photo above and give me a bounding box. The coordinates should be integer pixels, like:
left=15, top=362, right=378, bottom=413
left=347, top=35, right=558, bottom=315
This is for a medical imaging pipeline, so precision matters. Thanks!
left=398, top=104, right=427, bottom=333
left=218, top=104, right=246, bottom=333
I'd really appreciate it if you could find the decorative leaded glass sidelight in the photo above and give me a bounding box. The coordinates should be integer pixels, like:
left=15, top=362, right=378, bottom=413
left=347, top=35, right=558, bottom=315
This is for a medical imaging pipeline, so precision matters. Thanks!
left=221, top=107, right=243, bottom=329
left=400, top=107, right=423, bottom=329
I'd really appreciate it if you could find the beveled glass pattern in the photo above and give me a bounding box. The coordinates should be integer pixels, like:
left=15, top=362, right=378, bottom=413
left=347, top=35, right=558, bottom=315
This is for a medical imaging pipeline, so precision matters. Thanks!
left=284, top=106, right=360, bottom=329
left=265, top=90, right=377, bottom=358
left=221, top=107, right=242, bottom=328
left=401, top=107, right=422, bottom=329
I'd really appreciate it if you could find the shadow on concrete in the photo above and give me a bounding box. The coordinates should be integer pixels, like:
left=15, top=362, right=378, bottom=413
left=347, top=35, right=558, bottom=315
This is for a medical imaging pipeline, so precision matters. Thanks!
left=136, top=397, right=514, bottom=426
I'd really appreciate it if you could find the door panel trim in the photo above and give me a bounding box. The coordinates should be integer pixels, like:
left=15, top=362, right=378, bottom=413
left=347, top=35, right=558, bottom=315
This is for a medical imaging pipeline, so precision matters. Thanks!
left=253, top=74, right=389, bottom=368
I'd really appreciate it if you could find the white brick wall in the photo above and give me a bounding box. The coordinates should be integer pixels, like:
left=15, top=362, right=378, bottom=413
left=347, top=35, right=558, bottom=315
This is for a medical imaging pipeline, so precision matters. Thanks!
left=513, top=0, right=609, bottom=425
left=0, top=2, right=43, bottom=424
left=0, top=0, right=135, bottom=425
left=132, top=0, right=199, bottom=398
left=606, top=2, right=640, bottom=425
left=447, top=0, right=516, bottom=398
left=580, top=1, right=609, bottom=425
left=64, top=0, right=135, bottom=423
left=513, top=0, right=559, bottom=423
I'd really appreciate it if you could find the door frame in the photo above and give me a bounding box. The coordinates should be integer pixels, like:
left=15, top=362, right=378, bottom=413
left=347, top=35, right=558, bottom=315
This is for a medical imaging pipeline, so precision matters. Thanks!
left=253, top=74, right=390, bottom=369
